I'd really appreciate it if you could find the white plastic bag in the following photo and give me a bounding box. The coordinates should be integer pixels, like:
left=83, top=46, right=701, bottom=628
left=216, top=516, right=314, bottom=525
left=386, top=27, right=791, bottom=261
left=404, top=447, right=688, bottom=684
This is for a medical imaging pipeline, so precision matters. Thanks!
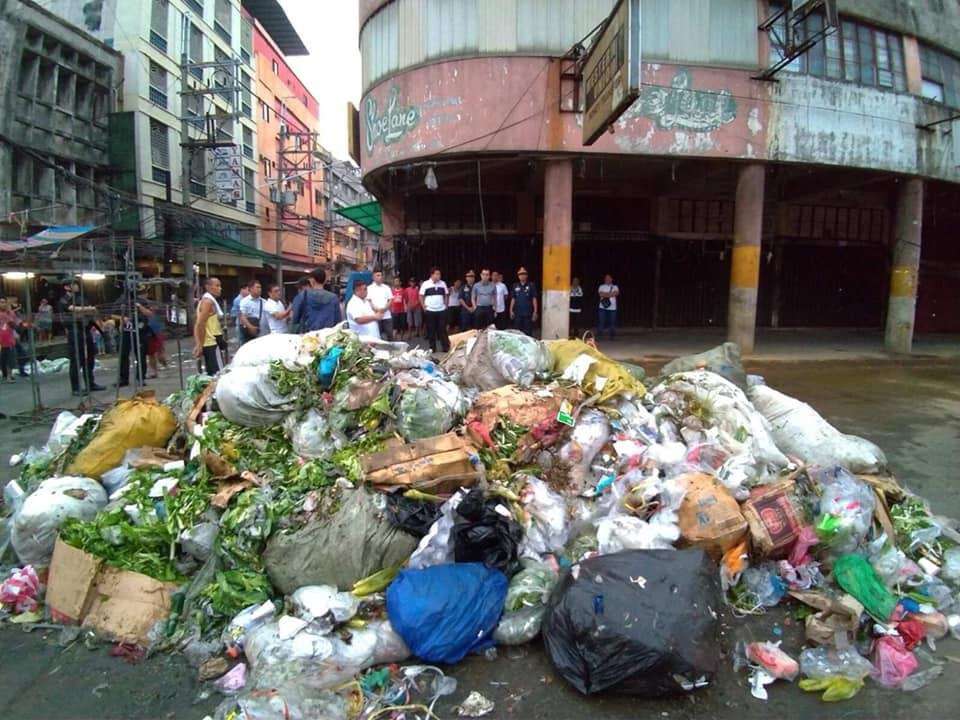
left=408, top=490, right=465, bottom=569
left=290, top=585, right=359, bottom=624
left=488, top=330, right=551, bottom=387
left=231, top=333, right=305, bottom=369
left=518, top=477, right=570, bottom=557
left=285, top=410, right=343, bottom=460
left=11, top=476, right=107, bottom=566
left=558, top=410, right=610, bottom=495
left=595, top=514, right=679, bottom=554
left=216, top=365, right=297, bottom=427
left=652, top=370, right=788, bottom=470
left=748, top=384, right=886, bottom=473
left=46, top=411, right=89, bottom=456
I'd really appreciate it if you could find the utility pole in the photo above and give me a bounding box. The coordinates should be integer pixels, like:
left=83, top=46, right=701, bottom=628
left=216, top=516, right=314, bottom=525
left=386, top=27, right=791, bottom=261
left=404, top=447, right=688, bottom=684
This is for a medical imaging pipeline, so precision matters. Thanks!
left=275, top=128, right=285, bottom=288
left=274, top=126, right=325, bottom=288
left=178, top=14, right=242, bottom=329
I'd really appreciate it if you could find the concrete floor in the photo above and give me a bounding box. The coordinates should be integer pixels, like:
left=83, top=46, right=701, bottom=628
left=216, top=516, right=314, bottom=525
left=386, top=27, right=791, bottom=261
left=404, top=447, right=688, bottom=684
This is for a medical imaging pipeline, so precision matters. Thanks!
left=1, top=345, right=959, bottom=719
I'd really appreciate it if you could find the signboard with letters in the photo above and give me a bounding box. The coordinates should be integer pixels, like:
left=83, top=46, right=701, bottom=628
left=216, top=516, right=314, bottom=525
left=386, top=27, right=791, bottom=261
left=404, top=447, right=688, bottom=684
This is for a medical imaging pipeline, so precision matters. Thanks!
left=581, top=0, right=641, bottom=146
left=210, top=145, right=242, bottom=203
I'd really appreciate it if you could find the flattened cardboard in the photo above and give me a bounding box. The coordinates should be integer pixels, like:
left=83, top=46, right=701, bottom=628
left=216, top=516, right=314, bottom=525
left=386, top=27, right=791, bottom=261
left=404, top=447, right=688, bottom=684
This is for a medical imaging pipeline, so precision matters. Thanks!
left=46, top=537, right=100, bottom=624
left=677, top=473, right=748, bottom=561
left=82, top=567, right=177, bottom=646
left=361, top=433, right=466, bottom=472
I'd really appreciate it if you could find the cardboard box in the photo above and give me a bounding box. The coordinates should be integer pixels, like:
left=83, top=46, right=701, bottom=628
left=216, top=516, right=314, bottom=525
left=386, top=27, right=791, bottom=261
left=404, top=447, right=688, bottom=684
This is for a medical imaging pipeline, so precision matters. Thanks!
left=448, top=329, right=478, bottom=353
left=677, top=473, right=748, bottom=561
left=361, top=433, right=480, bottom=494
left=46, top=537, right=177, bottom=646
left=741, top=480, right=804, bottom=559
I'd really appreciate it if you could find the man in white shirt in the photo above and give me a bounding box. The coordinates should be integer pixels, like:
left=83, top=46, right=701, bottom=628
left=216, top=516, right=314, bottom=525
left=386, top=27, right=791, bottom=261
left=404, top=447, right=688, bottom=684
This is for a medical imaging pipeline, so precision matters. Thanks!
left=346, top=281, right=383, bottom=340
left=263, top=284, right=292, bottom=334
left=239, top=280, right=269, bottom=344
left=367, top=270, right=394, bottom=341
left=419, top=267, right=450, bottom=353
left=597, top=273, right=620, bottom=341
left=492, top=271, right=509, bottom=330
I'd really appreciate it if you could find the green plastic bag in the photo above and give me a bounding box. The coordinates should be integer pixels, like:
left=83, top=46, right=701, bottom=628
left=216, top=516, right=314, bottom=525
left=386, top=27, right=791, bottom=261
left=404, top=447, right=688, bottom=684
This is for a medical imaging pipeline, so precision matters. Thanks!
left=833, top=554, right=896, bottom=621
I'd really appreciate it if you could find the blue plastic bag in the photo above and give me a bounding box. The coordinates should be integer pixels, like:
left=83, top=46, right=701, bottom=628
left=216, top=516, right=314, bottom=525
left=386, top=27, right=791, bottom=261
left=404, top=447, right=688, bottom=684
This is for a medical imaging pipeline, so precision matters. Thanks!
left=317, top=346, right=344, bottom=389
left=386, top=563, right=508, bottom=664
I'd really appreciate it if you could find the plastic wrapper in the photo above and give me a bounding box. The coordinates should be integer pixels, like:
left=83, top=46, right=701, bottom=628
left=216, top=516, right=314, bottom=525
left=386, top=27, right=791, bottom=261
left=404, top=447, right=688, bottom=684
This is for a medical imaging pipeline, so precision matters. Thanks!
left=0, top=565, right=40, bottom=613
left=285, top=410, right=343, bottom=460
left=180, top=521, right=218, bottom=562
left=504, top=561, right=558, bottom=611
left=494, top=605, right=545, bottom=645
left=543, top=549, right=720, bottom=696
left=518, top=476, right=569, bottom=557
left=387, top=563, right=508, bottom=664
left=813, top=466, right=875, bottom=554
left=749, top=383, right=887, bottom=473
left=558, top=410, right=610, bottom=495
left=11, top=476, right=108, bottom=566
left=453, top=489, right=523, bottom=575
left=745, top=641, right=799, bottom=680
left=214, top=686, right=348, bottom=720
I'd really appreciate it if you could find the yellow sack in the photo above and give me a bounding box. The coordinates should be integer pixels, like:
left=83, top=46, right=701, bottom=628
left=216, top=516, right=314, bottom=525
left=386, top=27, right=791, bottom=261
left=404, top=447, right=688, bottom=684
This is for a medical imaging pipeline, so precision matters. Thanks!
left=547, top=340, right=645, bottom=403
left=68, top=392, right=177, bottom=479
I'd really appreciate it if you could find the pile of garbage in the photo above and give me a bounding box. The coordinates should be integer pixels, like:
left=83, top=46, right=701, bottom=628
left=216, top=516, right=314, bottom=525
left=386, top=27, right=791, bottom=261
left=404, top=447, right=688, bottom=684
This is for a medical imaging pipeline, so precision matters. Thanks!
left=2, top=330, right=959, bottom=718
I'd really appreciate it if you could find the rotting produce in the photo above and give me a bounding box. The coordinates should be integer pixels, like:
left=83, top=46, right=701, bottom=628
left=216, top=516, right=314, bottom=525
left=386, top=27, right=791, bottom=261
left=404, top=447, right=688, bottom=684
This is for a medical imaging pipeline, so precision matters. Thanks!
left=1, top=329, right=959, bottom=719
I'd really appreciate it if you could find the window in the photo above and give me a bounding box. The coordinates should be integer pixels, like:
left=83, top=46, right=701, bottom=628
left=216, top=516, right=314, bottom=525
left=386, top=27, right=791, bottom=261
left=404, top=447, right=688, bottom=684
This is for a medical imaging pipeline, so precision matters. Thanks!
left=185, top=0, right=204, bottom=16
left=272, top=59, right=279, bottom=75
left=188, top=24, right=203, bottom=79
left=768, top=5, right=906, bottom=91
left=214, top=0, right=232, bottom=42
left=260, top=100, right=270, bottom=122
left=241, top=71, right=252, bottom=118
left=150, top=0, right=169, bottom=53
left=189, top=150, right=206, bottom=197
left=245, top=167, right=256, bottom=214
left=213, top=46, right=232, bottom=102
left=149, top=61, right=167, bottom=108
left=241, top=16, right=253, bottom=65
left=315, top=189, right=322, bottom=205
left=920, top=43, right=960, bottom=107
left=217, top=117, right=233, bottom=143
left=150, top=118, right=170, bottom=184
left=243, top=126, right=254, bottom=159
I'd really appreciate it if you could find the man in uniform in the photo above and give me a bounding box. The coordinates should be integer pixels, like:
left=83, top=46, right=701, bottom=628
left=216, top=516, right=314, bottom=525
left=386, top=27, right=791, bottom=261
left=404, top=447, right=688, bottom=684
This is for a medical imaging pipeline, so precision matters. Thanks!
left=509, top=267, right=538, bottom=336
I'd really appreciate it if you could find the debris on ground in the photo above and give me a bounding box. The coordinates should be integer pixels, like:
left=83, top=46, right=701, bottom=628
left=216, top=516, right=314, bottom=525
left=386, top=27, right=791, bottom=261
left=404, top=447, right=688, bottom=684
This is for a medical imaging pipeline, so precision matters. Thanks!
left=2, top=332, right=959, bottom=718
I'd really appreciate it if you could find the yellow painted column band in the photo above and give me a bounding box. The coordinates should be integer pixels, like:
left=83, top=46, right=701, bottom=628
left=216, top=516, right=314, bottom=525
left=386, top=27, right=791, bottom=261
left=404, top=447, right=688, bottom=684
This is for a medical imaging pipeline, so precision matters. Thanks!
left=889, top=266, right=918, bottom=298
left=730, top=245, right=761, bottom=289
left=542, top=243, right=572, bottom=292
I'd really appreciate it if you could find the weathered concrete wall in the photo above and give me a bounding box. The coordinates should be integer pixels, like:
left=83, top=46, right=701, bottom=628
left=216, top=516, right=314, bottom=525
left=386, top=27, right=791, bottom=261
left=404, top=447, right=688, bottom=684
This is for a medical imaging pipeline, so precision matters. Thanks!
left=839, top=0, right=960, bottom=55
left=360, top=56, right=959, bottom=184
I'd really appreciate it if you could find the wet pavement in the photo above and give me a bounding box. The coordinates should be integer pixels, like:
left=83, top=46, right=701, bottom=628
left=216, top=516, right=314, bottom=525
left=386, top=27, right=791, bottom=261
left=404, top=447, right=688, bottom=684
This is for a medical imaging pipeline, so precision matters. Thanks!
left=1, top=355, right=959, bottom=719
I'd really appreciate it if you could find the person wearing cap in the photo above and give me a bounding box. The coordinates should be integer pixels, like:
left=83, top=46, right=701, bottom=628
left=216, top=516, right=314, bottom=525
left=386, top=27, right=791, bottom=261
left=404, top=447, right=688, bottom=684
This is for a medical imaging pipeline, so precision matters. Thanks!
left=459, top=270, right=476, bottom=331
left=510, top=267, right=538, bottom=336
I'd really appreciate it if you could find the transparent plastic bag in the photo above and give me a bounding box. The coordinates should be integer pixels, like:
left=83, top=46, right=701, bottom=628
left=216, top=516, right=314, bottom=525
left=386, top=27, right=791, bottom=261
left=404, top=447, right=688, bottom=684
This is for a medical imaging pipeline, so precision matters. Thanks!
left=741, top=564, right=787, bottom=608
left=558, top=410, right=610, bottom=495
left=396, top=376, right=469, bottom=442
left=596, top=514, right=679, bottom=554
left=869, top=537, right=923, bottom=588
left=408, top=491, right=466, bottom=569
left=800, top=646, right=874, bottom=681
left=504, top=561, right=558, bottom=611
left=285, top=410, right=343, bottom=460
left=518, top=477, right=569, bottom=557
left=494, top=605, right=545, bottom=645
left=488, top=330, right=551, bottom=387
left=941, top=547, right=960, bottom=585
left=814, top=467, right=875, bottom=555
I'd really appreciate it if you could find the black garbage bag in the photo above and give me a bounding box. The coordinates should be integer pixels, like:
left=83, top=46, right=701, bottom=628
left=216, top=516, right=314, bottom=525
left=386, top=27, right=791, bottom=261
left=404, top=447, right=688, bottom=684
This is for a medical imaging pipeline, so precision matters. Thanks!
left=542, top=549, right=721, bottom=696
left=385, top=493, right=442, bottom=539
left=453, top=489, right=522, bottom=575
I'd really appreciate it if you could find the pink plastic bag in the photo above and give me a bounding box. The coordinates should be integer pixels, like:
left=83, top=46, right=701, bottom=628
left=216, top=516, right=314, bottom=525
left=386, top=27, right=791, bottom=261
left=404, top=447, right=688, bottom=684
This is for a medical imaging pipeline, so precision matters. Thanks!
left=872, top=636, right=918, bottom=688
left=0, top=566, right=40, bottom=614
left=745, top=641, right=800, bottom=681
left=788, top=526, right=819, bottom=567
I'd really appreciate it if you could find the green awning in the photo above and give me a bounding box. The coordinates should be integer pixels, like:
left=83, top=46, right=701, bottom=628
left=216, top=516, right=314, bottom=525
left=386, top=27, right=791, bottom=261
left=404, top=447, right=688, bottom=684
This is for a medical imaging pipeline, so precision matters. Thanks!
left=335, top=201, right=382, bottom=234
left=193, top=232, right=277, bottom=261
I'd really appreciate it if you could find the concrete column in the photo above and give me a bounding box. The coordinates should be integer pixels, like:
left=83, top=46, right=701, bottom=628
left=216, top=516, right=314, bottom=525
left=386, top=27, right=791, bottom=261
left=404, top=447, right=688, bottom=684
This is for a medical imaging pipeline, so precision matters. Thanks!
left=541, top=159, right=573, bottom=340
left=727, top=164, right=765, bottom=354
left=885, top=178, right=924, bottom=354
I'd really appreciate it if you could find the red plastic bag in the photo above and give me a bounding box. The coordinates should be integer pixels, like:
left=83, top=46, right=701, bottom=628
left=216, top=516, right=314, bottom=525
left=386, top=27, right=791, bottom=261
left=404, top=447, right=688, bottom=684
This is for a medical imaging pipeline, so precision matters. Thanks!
left=872, top=636, right=918, bottom=688
left=0, top=565, right=40, bottom=614
left=897, top=618, right=926, bottom=651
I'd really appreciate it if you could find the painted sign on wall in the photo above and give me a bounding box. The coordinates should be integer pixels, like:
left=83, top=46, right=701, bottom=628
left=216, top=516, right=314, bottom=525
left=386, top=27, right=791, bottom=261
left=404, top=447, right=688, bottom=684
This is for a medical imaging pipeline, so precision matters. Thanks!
left=640, top=68, right=736, bottom=132
left=364, top=87, right=420, bottom=154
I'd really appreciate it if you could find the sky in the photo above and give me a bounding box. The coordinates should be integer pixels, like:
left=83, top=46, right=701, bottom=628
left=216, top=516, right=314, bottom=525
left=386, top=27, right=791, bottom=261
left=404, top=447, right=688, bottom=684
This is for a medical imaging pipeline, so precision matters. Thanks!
left=280, top=0, right=362, bottom=162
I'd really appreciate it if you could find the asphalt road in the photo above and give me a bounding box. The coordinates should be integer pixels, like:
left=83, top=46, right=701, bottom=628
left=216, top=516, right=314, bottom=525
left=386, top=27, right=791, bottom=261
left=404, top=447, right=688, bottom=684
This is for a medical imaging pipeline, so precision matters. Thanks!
left=1, top=354, right=958, bottom=719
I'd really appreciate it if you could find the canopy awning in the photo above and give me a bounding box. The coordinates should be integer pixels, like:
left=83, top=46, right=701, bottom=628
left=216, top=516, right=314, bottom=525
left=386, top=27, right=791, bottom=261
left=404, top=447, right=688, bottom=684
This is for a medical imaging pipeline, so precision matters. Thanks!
left=0, top=225, right=98, bottom=252
left=335, top=201, right=382, bottom=235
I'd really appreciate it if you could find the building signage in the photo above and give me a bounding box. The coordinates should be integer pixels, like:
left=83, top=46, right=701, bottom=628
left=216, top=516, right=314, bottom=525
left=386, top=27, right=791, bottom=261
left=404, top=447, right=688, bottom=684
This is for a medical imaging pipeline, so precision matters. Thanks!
left=210, top=145, right=243, bottom=203
left=640, top=69, right=736, bottom=132
left=581, top=0, right=641, bottom=146
left=364, top=86, right=420, bottom=154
